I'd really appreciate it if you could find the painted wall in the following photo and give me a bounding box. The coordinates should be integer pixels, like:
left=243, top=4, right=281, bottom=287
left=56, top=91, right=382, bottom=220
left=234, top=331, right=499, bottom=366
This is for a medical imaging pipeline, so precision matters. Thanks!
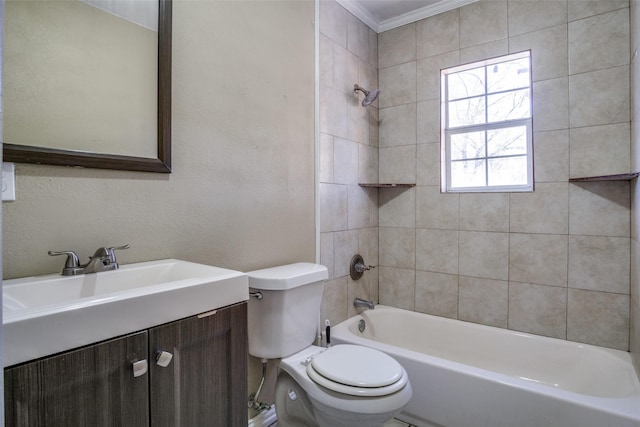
left=2, top=0, right=316, bottom=279
left=377, top=0, right=632, bottom=351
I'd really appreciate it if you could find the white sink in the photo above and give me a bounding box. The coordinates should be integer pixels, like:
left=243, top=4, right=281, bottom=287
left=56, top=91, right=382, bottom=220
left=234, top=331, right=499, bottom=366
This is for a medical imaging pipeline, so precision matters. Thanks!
left=3, top=259, right=248, bottom=367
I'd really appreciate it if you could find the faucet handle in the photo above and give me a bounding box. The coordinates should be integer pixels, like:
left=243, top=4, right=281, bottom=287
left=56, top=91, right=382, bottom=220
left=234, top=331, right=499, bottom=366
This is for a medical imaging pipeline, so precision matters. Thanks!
left=48, top=250, right=82, bottom=276
left=105, top=244, right=130, bottom=264
left=48, top=250, right=80, bottom=267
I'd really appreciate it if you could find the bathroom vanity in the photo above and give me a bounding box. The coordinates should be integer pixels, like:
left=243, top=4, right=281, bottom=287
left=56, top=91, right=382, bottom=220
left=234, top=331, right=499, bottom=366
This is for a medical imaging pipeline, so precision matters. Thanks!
left=5, top=302, right=248, bottom=426
left=3, top=259, right=249, bottom=426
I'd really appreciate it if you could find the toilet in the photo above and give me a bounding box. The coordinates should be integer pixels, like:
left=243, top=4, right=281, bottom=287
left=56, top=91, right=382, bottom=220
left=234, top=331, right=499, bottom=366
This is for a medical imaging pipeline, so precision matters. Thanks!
left=247, top=263, right=412, bottom=427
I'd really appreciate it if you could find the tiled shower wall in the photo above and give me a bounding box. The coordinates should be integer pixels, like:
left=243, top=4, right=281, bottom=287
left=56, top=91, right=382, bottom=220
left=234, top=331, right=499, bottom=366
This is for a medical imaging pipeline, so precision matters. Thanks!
left=318, top=1, right=380, bottom=326
left=377, top=0, right=632, bottom=351
left=630, top=0, right=640, bottom=375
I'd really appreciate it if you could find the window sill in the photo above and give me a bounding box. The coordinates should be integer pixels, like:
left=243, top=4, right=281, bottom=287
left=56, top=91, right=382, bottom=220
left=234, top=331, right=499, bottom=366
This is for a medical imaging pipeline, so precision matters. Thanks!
left=568, top=173, right=639, bottom=182
left=358, top=183, right=416, bottom=188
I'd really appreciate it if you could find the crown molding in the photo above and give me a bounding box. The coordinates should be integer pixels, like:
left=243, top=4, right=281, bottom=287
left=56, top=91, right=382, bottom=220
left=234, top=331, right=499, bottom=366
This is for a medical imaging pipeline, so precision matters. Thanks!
left=336, top=0, right=479, bottom=33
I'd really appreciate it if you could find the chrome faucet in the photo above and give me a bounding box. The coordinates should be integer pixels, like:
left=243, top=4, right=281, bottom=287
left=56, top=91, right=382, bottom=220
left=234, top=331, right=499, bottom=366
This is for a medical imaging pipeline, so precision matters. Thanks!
left=354, top=297, right=375, bottom=310
left=49, top=244, right=130, bottom=276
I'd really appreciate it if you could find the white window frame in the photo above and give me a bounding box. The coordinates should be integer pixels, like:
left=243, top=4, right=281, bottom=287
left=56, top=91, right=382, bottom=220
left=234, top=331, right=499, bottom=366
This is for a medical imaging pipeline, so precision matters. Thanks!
left=441, top=51, right=534, bottom=193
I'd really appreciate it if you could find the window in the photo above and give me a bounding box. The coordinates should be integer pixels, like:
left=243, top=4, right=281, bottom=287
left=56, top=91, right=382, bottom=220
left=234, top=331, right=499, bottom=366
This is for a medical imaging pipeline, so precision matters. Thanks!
left=441, top=51, right=533, bottom=192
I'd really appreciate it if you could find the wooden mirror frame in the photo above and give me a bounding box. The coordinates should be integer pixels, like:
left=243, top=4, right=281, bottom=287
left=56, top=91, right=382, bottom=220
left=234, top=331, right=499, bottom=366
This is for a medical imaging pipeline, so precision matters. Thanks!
left=3, top=0, right=172, bottom=173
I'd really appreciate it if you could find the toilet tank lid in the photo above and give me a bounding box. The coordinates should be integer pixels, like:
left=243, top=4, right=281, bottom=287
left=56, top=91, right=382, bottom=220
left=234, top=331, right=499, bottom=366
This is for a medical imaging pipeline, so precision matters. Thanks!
left=247, top=263, right=328, bottom=290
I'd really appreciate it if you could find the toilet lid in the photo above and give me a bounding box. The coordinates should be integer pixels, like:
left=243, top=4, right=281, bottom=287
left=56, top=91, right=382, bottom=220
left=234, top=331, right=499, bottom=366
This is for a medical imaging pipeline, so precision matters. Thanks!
left=307, top=345, right=408, bottom=397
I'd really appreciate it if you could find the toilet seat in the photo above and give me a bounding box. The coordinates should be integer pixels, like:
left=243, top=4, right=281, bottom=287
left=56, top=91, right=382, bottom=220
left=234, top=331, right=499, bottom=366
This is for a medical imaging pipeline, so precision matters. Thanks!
left=306, top=345, right=408, bottom=397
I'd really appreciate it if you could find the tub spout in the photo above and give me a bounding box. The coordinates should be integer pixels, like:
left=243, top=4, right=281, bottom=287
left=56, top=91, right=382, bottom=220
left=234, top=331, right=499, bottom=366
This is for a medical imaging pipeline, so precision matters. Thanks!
left=354, top=297, right=374, bottom=310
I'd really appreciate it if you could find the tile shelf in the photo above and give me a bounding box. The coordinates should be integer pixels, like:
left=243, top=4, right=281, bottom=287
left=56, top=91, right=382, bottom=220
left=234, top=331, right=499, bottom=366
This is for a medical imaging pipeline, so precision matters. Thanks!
left=568, top=173, right=639, bottom=182
left=359, top=183, right=416, bottom=188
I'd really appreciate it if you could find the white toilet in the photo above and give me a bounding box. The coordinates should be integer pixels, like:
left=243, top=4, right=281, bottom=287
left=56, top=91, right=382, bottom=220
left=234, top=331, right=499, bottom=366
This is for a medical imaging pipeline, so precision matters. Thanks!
left=247, top=263, right=412, bottom=427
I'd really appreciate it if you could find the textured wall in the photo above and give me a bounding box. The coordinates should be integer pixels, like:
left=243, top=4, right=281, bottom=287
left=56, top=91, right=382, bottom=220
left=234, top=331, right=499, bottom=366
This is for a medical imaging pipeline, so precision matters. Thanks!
left=3, top=0, right=316, bottom=279
left=376, top=0, right=632, bottom=351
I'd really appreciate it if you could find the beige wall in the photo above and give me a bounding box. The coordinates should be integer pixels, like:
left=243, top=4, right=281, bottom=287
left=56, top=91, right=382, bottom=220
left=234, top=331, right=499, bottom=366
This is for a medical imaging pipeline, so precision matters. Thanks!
left=376, top=0, right=631, bottom=351
left=3, top=0, right=316, bottom=278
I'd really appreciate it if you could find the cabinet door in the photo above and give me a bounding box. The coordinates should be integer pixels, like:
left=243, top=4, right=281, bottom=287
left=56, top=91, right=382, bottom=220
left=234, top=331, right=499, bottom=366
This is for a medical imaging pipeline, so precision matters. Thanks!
left=149, top=302, right=248, bottom=427
left=4, top=331, right=149, bottom=427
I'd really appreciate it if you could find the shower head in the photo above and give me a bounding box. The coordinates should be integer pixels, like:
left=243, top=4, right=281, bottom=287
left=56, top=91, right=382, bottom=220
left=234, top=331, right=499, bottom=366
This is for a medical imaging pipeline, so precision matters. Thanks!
left=354, top=84, right=380, bottom=107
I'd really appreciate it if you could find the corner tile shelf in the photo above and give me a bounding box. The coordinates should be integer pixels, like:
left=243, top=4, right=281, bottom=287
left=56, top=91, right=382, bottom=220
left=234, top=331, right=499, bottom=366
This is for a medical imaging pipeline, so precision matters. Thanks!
left=359, top=183, right=416, bottom=188
left=568, top=173, right=639, bottom=182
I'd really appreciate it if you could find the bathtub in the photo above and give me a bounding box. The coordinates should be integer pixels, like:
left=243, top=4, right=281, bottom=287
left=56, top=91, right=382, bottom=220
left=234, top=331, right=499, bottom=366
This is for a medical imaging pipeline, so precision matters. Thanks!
left=331, top=305, right=640, bottom=427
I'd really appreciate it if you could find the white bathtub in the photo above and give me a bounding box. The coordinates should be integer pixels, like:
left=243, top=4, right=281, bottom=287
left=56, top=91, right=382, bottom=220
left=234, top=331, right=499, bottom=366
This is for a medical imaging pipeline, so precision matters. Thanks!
left=331, top=305, right=640, bottom=427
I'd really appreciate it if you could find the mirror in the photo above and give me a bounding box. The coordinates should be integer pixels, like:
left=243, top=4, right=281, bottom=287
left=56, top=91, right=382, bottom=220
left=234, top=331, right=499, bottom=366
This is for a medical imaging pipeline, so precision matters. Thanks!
left=3, top=0, right=171, bottom=173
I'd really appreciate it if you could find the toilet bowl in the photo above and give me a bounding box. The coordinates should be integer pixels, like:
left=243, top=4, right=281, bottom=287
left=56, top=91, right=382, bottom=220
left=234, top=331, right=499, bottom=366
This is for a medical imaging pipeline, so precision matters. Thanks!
left=275, top=345, right=412, bottom=427
left=247, top=263, right=412, bottom=427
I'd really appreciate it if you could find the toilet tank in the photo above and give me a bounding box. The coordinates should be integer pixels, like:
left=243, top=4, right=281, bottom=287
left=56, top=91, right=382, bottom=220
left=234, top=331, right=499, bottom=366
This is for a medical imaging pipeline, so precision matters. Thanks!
left=247, top=263, right=328, bottom=359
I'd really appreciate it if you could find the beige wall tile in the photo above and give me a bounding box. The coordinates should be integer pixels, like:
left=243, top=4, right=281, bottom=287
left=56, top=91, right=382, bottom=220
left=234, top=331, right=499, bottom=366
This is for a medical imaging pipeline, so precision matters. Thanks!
left=568, top=235, right=630, bottom=293
left=319, top=0, right=347, bottom=47
left=416, top=9, right=459, bottom=59
left=348, top=185, right=376, bottom=229
left=459, top=231, right=509, bottom=280
left=567, top=288, right=629, bottom=350
left=569, top=8, right=630, bottom=74
left=416, top=51, right=460, bottom=102
left=358, top=61, right=378, bottom=105
left=334, top=229, right=359, bottom=276
left=416, top=143, right=440, bottom=186
left=459, top=193, right=509, bottom=232
left=633, top=238, right=640, bottom=306
left=333, top=43, right=359, bottom=96
left=631, top=297, right=640, bottom=375
left=379, top=146, right=417, bottom=183
left=510, top=233, right=568, bottom=287
left=379, top=187, right=416, bottom=228
left=358, top=227, right=379, bottom=267
left=368, top=106, right=380, bottom=147
left=459, top=276, right=508, bottom=328
left=358, top=143, right=378, bottom=184
left=379, top=62, right=417, bottom=108
left=319, top=133, right=334, bottom=183
left=347, top=13, right=370, bottom=62
left=509, top=282, right=567, bottom=339
left=320, top=84, right=348, bottom=138
left=378, top=23, right=416, bottom=69
left=320, top=276, right=349, bottom=327
left=533, top=129, right=569, bottom=183
left=319, top=34, right=334, bottom=88
left=508, top=0, right=568, bottom=36
left=320, top=183, right=347, bottom=232
left=509, top=24, right=568, bottom=82
left=459, top=0, right=508, bottom=48
left=416, top=271, right=459, bottom=318
left=379, top=266, right=416, bottom=310
left=348, top=274, right=371, bottom=317
left=459, top=39, right=509, bottom=64
left=417, top=99, right=441, bottom=144
left=569, top=66, right=629, bottom=128
left=569, top=181, right=630, bottom=237
left=510, top=182, right=569, bottom=234
left=333, top=137, right=358, bottom=184
left=379, top=227, right=416, bottom=269
left=347, top=97, right=370, bottom=144
left=568, top=0, right=629, bottom=22
left=380, top=103, right=417, bottom=147
left=532, top=77, right=569, bottom=132
left=416, top=186, right=460, bottom=230
left=368, top=27, right=378, bottom=68
left=569, top=123, right=631, bottom=178
left=320, top=232, right=335, bottom=279
left=416, top=228, right=459, bottom=275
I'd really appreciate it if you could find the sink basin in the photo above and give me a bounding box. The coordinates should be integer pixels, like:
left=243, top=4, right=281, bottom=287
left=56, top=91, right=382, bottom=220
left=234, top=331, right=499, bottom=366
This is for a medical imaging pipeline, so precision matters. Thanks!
left=3, top=259, right=248, bottom=367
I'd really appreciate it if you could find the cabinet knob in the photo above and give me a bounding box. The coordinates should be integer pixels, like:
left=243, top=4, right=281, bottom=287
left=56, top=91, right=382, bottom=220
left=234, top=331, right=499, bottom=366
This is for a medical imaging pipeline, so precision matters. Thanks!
left=132, top=359, right=148, bottom=378
left=155, top=350, right=173, bottom=367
